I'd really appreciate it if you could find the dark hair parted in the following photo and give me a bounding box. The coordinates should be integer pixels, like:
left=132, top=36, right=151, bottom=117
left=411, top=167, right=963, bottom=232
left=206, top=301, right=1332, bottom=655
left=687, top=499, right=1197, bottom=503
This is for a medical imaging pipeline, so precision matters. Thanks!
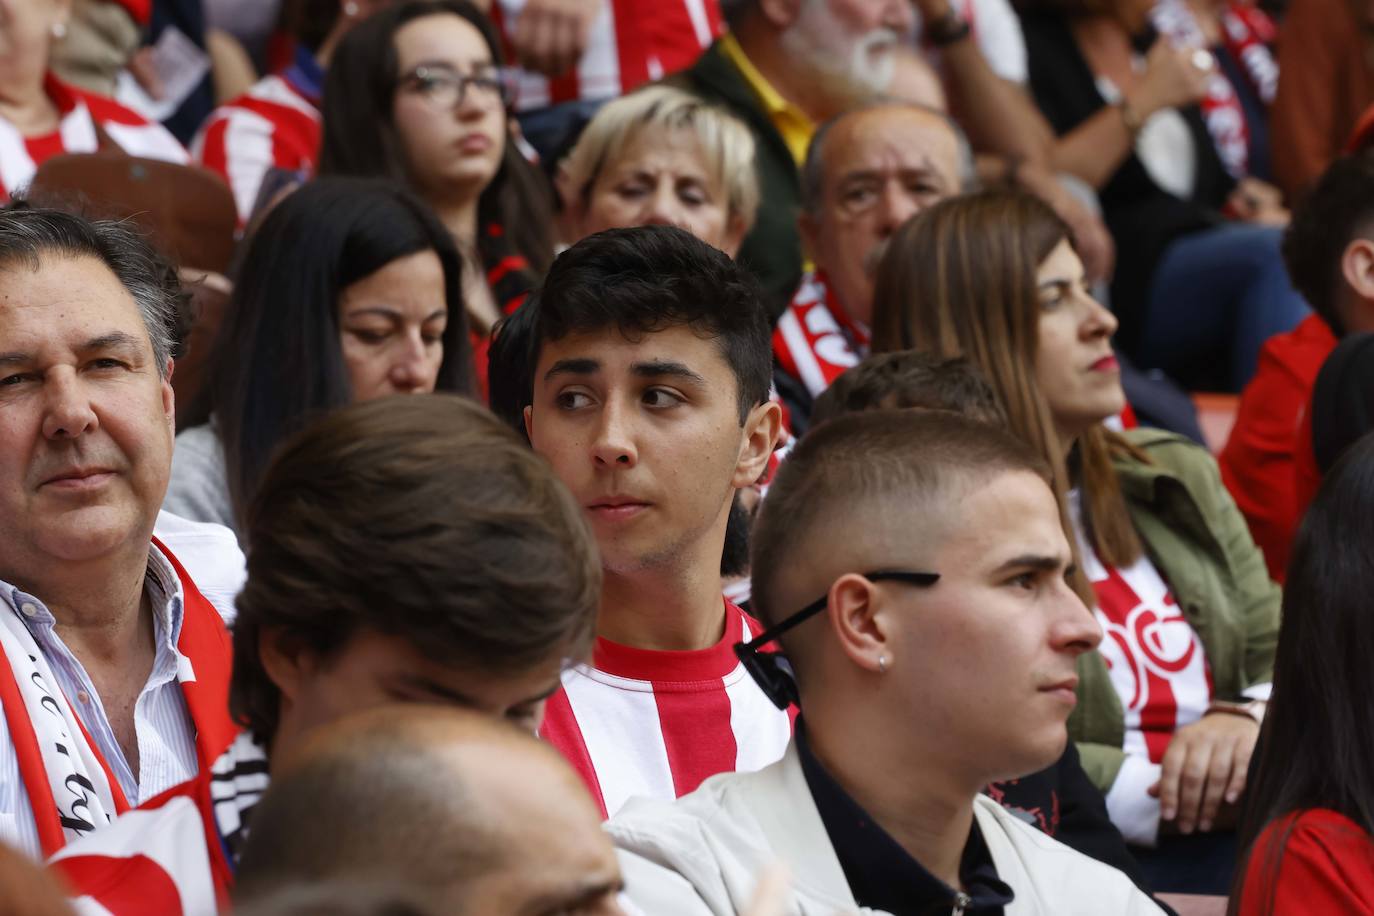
left=870, top=189, right=1142, bottom=600
left=229, top=394, right=601, bottom=744
left=493, top=225, right=774, bottom=425
left=185, top=177, right=473, bottom=529
left=1282, top=152, right=1374, bottom=336
left=750, top=409, right=1051, bottom=631
left=1231, top=432, right=1374, bottom=913
left=809, top=351, right=1008, bottom=428
left=0, top=204, right=182, bottom=377
left=318, top=0, right=554, bottom=275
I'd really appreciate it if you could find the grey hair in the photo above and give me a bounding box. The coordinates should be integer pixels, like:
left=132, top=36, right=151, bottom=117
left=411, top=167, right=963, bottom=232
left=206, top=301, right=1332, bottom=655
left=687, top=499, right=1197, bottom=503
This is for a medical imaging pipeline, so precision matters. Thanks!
left=0, top=206, right=182, bottom=377
left=800, top=101, right=978, bottom=215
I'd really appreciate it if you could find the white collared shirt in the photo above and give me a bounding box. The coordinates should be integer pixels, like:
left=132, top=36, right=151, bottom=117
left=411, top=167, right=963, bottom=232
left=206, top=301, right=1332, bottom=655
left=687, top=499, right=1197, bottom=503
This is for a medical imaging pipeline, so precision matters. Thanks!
left=0, top=530, right=243, bottom=860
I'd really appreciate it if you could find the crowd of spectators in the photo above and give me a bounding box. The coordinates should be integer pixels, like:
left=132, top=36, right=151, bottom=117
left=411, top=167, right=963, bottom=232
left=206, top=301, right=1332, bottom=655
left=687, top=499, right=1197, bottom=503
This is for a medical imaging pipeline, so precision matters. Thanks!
left=1, top=0, right=1373, bottom=913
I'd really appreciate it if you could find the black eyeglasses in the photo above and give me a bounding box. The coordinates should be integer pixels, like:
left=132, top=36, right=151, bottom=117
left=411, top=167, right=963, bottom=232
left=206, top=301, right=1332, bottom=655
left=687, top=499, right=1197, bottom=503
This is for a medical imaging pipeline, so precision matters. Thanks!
left=398, top=64, right=509, bottom=108
left=734, top=570, right=940, bottom=710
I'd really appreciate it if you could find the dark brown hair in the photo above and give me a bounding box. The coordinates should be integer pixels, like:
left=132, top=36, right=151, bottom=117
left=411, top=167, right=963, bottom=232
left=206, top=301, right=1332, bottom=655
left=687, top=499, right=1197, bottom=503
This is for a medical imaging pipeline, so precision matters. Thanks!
left=751, top=409, right=1052, bottom=633
left=870, top=190, right=1144, bottom=598
left=809, top=350, right=1008, bottom=429
left=318, top=0, right=554, bottom=276
left=229, top=395, right=600, bottom=743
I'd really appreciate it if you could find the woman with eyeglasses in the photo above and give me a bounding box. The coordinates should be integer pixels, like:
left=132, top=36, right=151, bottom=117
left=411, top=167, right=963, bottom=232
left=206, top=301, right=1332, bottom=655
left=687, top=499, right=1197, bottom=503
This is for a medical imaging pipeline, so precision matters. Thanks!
left=871, top=188, right=1280, bottom=896
left=319, top=0, right=552, bottom=356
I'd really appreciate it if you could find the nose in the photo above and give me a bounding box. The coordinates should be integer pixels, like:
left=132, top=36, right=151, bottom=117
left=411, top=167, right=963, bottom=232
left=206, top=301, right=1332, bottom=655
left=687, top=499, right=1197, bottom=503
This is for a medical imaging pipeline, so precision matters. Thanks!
left=388, top=332, right=432, bottom=393
left=591, top=399, right=638, bottom=469
left=875, top=180, right=917, bottom=238
left=1053, top=586, right=1104, bottom=655
left=643, top=182, right=680, bottom=228
left=41, top=370, right=98, bottom=440
left=1081, top=294, right=1119, bottom=340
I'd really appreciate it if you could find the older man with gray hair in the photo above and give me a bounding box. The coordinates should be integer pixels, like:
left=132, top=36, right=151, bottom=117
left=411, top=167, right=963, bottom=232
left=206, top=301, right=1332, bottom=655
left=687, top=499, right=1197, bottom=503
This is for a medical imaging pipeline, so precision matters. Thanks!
left=773, top=103, right=972, bottom=427
left=0, top=206, right=242, bottom=861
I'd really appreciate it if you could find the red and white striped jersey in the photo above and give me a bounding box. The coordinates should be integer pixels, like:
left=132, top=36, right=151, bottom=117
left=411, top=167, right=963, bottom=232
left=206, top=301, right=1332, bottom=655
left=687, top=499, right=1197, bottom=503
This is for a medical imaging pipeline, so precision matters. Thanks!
left=191, top=72, right=321, bottom=224
left=541, top=600, right=792, bottom=819
left=773, top=270, right=871, bottom=400
left=0, top=76, right=187, bottom=201
left=491, top=0, right=725, bottom=112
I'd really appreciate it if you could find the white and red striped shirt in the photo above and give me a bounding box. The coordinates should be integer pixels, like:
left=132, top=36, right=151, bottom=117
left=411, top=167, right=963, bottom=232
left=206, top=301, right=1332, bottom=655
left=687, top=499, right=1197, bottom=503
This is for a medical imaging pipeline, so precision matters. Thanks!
left=491, top=0, right=724, bottom=112
left=541, top=600, right=792, bottom=819
left=0, top=76, right=187, bottom=201
left=773, top=270, right=870, bottom=401
left=191, top=59, right=321, bottom=224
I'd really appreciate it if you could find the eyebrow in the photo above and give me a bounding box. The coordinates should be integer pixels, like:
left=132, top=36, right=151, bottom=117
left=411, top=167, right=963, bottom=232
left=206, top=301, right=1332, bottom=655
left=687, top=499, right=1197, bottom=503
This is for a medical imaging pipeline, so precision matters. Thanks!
left=526, top=877, right=626, bottom=910
left=409, top=57, right=495, bottom=74
left=990, top=554, right=1065, bottom=576
left=0, top=331, right=143, bottom=367
left=402, top=675, right=477, bottom=707
left=632, top=360, right=706, bottom=384
left=343, top=306, right=448, bottom=321
left=544, top=357, right=601, bottom=381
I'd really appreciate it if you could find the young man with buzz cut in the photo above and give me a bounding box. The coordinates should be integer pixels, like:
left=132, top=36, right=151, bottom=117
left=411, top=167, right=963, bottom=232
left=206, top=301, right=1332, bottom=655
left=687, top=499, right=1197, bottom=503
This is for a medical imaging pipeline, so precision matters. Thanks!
left=495, top=224, right=791, bottom=818
left=610, top=409, right=1166, bottom=914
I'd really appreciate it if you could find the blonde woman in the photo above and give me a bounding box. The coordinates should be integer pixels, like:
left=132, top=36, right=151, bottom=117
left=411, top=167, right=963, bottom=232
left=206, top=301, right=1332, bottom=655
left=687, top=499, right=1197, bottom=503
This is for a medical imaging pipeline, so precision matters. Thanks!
left=556, top=85, right=759, bottom=256
left=871, top=188, right=1279, bottom=896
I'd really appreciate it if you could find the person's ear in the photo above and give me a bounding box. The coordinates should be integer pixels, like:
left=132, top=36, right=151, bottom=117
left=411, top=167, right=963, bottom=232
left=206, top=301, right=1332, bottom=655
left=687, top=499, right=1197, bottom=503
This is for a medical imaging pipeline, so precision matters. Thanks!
left=522, top=404, right=535, bottom=442
left=758, top=0, right=804, bottom=29
left=732, top=398, right=782, bottom=489
left=1341, top=237, right=1374, bottom=308
left=162, top=358, right=176, bottom=433
left=722, top=214, right=749, bottom=260
left=257, top=627, right=318, bottom=707
left=825, top=574, right=890, bottom=674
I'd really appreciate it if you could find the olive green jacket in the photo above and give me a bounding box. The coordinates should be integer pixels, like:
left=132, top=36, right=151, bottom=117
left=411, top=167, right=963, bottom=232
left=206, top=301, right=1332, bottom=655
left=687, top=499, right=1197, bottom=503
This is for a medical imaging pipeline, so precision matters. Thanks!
left=1070, top=428, right=1282, bottom=792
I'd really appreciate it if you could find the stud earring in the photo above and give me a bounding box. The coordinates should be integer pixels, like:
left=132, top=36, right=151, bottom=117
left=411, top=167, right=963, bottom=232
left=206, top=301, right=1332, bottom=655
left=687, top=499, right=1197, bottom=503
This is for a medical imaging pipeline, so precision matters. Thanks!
left=877, top=655, right=888, bottom=673
left=343, top=1, right=360, bottom=15
left=51, top=21, right=68, bottom=40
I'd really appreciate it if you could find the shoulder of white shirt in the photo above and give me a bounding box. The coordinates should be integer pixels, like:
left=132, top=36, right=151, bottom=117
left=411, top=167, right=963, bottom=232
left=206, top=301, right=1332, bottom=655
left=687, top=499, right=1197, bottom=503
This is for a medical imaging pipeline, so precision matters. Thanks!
left=153, top=510, right=245, bottom=626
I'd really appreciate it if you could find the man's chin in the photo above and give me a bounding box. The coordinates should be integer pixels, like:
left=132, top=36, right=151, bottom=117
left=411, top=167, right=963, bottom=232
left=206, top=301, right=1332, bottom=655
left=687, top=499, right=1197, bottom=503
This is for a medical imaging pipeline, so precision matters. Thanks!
left=33, top=507, right=149, bottom=564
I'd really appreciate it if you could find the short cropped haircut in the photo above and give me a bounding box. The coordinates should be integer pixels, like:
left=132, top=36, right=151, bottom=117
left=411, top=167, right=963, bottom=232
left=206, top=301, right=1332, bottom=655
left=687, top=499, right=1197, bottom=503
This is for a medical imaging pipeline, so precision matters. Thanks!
left=562, top=85, right=760, bottom=234
left=800, top=102, right=976, bottom=215
left=1282, top=151, right=1374, bottom=335
left=499, top=225, right=773, bottom=424
left=230, top=395, right=601, bottom=744
left=750, top=409, right=1051, bottom=630
left=809, top=351, right=1007, bottom=428
left=0, top=205, right=180, bottom=377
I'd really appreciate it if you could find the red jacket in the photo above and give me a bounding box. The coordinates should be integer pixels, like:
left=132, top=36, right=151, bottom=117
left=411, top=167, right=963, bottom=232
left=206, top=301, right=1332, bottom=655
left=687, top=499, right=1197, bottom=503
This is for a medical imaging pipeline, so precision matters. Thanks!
left=1219, top=314, right=1338, bottom=582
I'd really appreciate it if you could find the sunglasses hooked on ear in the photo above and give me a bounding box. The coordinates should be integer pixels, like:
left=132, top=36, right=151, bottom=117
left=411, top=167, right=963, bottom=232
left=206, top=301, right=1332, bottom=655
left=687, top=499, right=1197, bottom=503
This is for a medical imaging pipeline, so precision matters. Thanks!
left=734, top=570, right=940, bottom=710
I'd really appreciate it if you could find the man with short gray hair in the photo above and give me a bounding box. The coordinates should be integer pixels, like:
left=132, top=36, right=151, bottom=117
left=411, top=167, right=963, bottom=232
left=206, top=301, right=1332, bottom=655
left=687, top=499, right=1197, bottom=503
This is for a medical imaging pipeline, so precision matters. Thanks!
left=0, top=207, right=242, bottom=861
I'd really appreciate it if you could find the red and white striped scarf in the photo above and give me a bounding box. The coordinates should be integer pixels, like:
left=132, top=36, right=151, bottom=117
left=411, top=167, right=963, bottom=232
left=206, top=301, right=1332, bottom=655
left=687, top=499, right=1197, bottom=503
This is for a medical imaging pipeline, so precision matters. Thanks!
left=1149, top=0, right=1278, bottom=179
left=0, top=540, right=235, bottom=860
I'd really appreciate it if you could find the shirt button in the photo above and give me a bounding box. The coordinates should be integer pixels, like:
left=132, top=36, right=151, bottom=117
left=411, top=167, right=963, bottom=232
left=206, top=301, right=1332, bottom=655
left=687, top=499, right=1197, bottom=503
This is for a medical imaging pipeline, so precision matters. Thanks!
left=19, top=603, right=37, bottom=618
left=77, top=691, right=90, bottom=704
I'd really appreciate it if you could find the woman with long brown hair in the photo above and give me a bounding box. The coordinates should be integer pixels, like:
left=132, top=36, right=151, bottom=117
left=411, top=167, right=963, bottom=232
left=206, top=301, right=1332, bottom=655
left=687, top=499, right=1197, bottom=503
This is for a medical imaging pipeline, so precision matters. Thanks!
left=871, top=188, right=1279, bottom=894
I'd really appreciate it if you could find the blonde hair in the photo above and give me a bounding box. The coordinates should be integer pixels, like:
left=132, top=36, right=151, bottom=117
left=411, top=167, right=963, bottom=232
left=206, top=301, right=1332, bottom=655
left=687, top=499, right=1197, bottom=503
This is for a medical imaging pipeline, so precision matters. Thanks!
left=870, top=189, right=1145, bottom=601
left=562, top=85, right=760, bottom=234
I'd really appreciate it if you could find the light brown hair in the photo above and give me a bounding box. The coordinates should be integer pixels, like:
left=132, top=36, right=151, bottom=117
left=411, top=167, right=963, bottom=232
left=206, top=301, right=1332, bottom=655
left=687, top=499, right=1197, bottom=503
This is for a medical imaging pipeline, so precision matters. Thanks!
left=869, top=189, right=1145, bottom=596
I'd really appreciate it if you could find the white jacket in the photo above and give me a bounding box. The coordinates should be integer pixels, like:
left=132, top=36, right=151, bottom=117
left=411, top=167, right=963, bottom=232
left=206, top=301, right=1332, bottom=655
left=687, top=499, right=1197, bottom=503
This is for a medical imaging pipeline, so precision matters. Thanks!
left=608, top=741, right=1166, bottom=916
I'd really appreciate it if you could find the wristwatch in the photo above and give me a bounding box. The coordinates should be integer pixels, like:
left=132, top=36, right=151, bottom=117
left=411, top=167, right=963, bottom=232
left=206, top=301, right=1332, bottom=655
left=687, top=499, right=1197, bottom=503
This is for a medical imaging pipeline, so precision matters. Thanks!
left=927, top=10, right=972, bottom=47
left=1206, top=698, right=1266, bottom=727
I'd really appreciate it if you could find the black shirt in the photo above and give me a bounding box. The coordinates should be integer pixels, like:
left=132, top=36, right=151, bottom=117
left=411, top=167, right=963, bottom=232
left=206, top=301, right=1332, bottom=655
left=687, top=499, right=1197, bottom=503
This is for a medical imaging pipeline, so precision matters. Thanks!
left=796, top=724, right=1015, bottom=915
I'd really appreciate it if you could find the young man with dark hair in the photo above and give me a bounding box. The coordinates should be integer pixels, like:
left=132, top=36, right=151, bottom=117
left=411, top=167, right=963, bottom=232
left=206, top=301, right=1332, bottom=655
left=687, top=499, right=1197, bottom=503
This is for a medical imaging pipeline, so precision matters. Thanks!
left=49, top=394, right=602, bottom=913
left=498, top=224, right=790, bottom=818
left=1221, top=151, right=1374, bottom=581
left=611, top=410, right=1164, bottom=914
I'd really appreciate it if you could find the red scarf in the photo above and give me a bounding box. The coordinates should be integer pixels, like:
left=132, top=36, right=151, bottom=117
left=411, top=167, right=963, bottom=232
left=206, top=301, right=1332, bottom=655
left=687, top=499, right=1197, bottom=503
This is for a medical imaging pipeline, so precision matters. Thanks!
left=0, top=538, right=235, bottom=859
left=1149, top=0, right=1278, bottom=178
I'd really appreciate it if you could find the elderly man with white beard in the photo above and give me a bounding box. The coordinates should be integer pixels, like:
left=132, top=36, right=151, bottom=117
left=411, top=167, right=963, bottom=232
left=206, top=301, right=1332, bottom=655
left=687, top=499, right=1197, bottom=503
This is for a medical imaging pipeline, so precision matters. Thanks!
left=667, top=0, right=1086, bottom=314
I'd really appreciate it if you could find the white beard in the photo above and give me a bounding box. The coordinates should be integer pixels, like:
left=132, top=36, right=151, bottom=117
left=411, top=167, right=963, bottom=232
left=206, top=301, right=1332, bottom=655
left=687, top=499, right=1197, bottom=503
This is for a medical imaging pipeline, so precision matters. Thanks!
left=779, top=3, right=901, bottom=104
